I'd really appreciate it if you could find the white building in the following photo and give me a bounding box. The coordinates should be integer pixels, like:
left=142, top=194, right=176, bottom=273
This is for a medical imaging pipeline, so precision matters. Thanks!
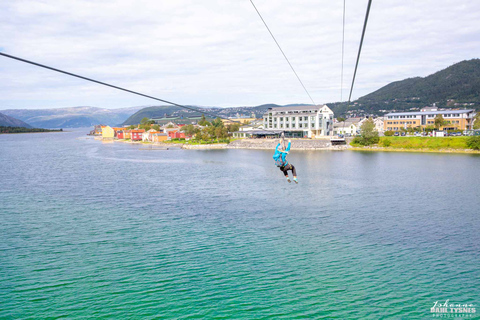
left=263, top=105, right=334, bottom=138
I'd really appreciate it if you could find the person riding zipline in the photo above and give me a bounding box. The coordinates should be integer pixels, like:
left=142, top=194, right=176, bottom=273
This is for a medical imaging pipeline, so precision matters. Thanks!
left=273, top=138, right=298, bottom=184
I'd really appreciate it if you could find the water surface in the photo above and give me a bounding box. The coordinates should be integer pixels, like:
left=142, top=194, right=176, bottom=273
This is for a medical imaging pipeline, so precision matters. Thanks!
left=1, top=129, right=479, bottom=318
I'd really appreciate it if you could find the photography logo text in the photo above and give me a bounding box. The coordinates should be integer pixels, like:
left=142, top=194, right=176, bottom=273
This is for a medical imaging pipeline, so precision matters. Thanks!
left=431, top=300, right=476, bottom=318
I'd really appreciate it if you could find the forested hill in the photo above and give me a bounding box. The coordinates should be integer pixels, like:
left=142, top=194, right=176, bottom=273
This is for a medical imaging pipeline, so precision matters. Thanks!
left=356, top=59, right=480, bottom=112
left=0, top=112, right=32, bottom=128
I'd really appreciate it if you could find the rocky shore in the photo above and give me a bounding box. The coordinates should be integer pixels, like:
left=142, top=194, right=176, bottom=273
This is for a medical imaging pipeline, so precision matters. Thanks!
left=101, top=137, right=351, bottom=151
left=226, top=138, right=351, bottom=150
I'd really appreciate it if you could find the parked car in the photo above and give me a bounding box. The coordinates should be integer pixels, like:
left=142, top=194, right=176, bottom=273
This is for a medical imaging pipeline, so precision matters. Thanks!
left=394, top=132, right=399, bottom=136
left=401, top=132, right=406, bottom=136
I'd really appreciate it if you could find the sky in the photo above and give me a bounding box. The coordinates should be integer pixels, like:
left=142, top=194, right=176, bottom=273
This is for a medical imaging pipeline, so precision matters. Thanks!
left=1, top=0, right=479, bottom=110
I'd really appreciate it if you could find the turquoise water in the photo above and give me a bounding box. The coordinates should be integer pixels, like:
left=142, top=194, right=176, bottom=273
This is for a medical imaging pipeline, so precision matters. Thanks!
left=1, top=129, right=479, bottom=319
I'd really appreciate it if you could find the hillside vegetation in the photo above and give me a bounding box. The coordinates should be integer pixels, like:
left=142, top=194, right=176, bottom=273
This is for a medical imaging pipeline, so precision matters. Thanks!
left=356, top=59, right=480, bottom=113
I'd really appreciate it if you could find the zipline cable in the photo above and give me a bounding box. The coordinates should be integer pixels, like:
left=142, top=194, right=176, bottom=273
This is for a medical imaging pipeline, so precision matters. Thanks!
left=347, top=0, right=372, bottom=103
left=249, top=0, right=317, bottom=106
left=0, top=52, right=246, bottom=126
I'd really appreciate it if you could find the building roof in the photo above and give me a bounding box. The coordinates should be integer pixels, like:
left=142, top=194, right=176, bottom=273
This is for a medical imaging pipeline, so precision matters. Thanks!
left=268, top=105, right=319, bottom=112
left=386, top=109, right=474, bottom=116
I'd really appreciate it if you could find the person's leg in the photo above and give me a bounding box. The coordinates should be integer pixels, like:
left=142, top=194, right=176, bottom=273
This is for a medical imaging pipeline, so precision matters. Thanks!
left=290, top=164, right=298, bottom=183
left=280, top=166, right=291, bottom=182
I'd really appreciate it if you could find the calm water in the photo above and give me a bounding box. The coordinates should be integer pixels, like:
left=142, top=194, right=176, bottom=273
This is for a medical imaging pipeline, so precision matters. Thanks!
left=1, top=129, right=479, bottom=319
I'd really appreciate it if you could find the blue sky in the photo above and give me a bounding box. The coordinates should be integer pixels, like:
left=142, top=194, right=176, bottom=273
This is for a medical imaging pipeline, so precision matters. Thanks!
left=1, top=0, right=479, bottom=110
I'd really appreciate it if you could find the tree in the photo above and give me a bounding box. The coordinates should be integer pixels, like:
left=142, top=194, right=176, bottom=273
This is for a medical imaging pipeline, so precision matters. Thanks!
left=140, top=117, right=154, bottom=125
left=337, top=117, right=346, bottom=122
left=434, top=114, right=446, bottom=130
left=181, top=124, right=199, bottom=137
left=227, top=123, right=241, bottom=132
left=211, top=117, right=224, bottom=128
left=198, top=114, right=210, bottom=126
left=466, top=136, right=480, bottom=150
left=152, top=124, right=160, bottom=131
left=357, top=118, right=380, bottom=146
left=473, top=113, right=480, bottom=130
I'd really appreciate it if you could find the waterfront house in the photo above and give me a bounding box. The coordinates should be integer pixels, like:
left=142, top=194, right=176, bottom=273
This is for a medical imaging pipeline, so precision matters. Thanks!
left=116, top=130, right=125, bottom=139
left=124, top=130, right=132, bottom=139
left=263, top=105, right=334, bottom=138
left=101, top=126, right=115, bottom=139
left=131, top=129, right=145, bottom=141
left=168, top=131, right=186, bottom=139
left=152, top=133, right=168, bottom=142
left=333, top=118, right=362, bottom=136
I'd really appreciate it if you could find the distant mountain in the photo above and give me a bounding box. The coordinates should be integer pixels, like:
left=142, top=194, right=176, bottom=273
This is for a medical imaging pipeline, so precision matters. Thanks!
left=122, top=106, right=185, bottom=125
left=0, top=112, right=32, bottom=128
left=356, top=59, right=480, bottom=112
left=0, top=106, right=143, bottom=128
left=122, top=104, right=287, bottom=125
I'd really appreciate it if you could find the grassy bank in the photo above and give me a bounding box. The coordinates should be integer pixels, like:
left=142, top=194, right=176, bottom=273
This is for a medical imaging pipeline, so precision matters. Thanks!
left=351, top=136, right=480, bottom=153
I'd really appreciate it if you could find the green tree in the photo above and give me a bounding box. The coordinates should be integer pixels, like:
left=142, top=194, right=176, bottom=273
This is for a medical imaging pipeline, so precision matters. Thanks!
left=434, top=114, right=446, bottom=129
left=473, top=113, right=480, bottom=130
left=198, top=114, right=210, bottom=126
left=140, top=117, right=154, bottom=125
left=152, top=124, right=160, bottom=131
left=226, top=123, right=241, bottom=132
left=466, top=136, right=480, bottom=150
left=181, top=124, right=199, bottom=137
left=358, top=118, right=380, bottom=146
left=384, top=130, right=394, bottom=136
left=211, top=117, right=224, bottom=128
left=337, top=117, right=346, bottom=122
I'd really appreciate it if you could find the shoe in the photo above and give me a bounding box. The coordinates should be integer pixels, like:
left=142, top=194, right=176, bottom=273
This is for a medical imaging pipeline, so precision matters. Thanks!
left=293, top=178, right=298, bottom=184
left=286, top=177, right=291, bottom=183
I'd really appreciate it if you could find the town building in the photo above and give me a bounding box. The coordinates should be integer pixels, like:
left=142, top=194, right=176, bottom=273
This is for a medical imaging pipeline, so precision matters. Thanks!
left=101, top=126, right=114, bottom=139
left=152, top=133, right=168, bottom=142
left=263, top=105, right=334, bottom=138
left=384, top=107, right=476, bottom=131
left=131, top=129, right=145, bottom=141
left=333, top=117, right=362, bottom=136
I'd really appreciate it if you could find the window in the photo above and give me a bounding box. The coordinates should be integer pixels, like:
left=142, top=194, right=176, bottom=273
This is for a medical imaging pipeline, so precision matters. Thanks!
left=286, top=124, right=289, bottom=128
left=280, top=117, right=283, bottom=121
left=280, top=124, right=283, bottom=128
left=304, top=116, right=308, bottom=121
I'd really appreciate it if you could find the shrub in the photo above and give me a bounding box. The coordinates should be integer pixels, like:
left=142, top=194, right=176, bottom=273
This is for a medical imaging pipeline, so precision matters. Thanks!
left=382, top=139, right=391, bottom=147
left=384, top=130, right=394, bottom=136
left=466, top=136, right=480, bottom=150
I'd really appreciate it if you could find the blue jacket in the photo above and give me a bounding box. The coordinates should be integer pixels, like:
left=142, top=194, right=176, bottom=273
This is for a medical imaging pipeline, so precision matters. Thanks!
left=273, top=142, right=291, bottom=166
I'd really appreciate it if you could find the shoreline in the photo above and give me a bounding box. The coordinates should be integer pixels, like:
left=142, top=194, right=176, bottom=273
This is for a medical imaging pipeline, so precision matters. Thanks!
left=350, top=146, right=480, bottom=154
left=96, top=137, right=479, bottom=154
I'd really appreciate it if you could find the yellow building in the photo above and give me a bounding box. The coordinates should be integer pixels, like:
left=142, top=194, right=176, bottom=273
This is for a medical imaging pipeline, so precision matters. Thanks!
left=101, top=125, right=115, bottom=139
left=384, top=108, right=476, bottom=131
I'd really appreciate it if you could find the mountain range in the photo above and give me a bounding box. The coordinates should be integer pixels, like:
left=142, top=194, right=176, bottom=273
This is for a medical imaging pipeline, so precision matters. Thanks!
left=1, top=59, right=478, bottom=128
left=0, top=112, right=32, bottom=128
left=0, top=106, right=143, bottom=128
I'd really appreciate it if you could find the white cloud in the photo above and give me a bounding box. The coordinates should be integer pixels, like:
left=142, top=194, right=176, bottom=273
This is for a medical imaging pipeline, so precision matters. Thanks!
left=0, top=0, right=479, bottom=109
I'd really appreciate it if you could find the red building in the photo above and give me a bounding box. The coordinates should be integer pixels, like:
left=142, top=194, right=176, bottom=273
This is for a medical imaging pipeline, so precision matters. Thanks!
left=131, top=129, right=145, bottom=141
left=168, top=131, right=186, bottom=139
left=116, top=130, right=125, bottom=139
